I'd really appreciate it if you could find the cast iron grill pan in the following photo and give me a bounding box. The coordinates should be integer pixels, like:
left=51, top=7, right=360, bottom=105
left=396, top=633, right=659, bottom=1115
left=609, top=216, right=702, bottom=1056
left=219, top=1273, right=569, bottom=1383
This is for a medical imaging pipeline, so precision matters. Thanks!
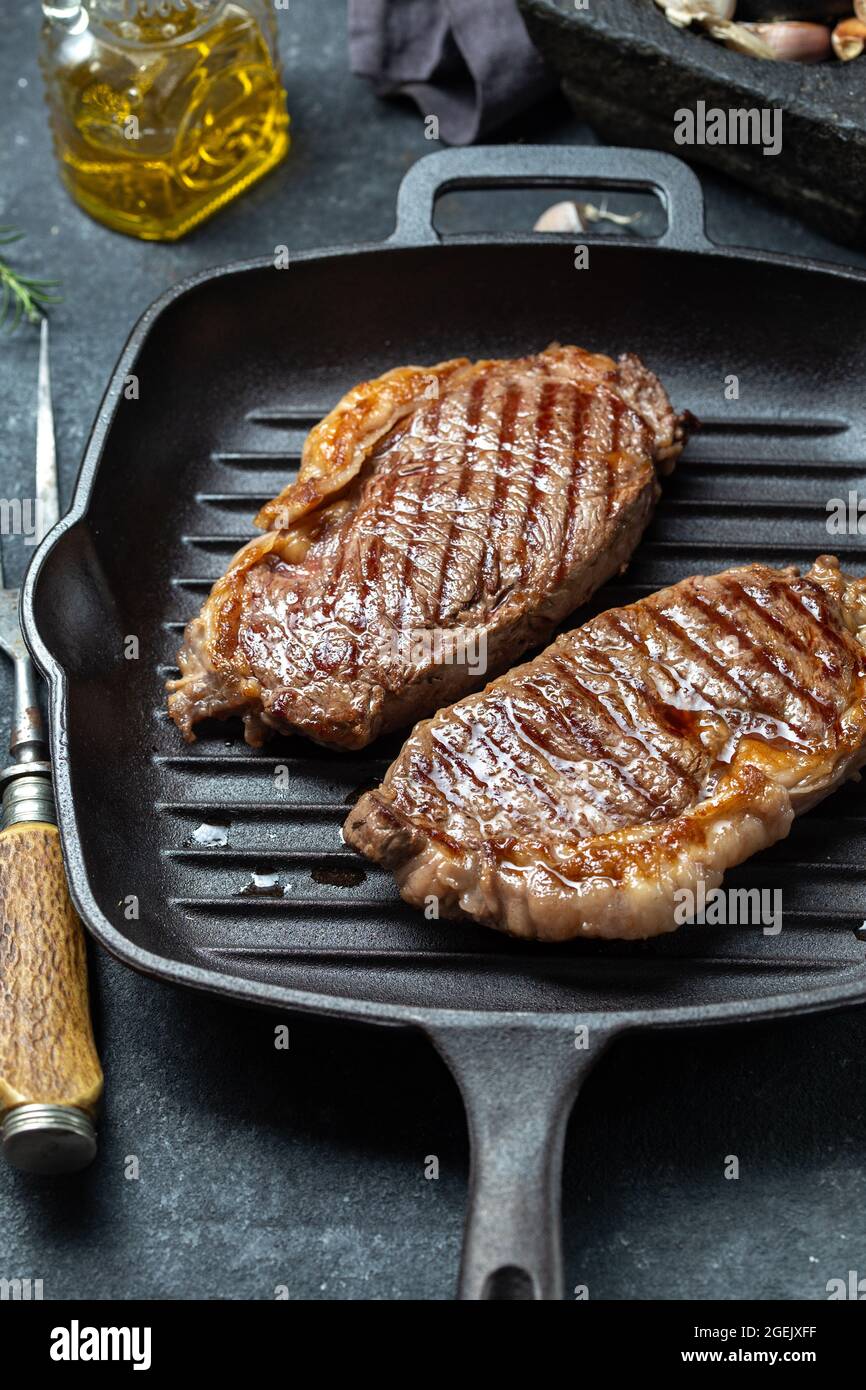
left=22, top=149, right=866, bottom=1300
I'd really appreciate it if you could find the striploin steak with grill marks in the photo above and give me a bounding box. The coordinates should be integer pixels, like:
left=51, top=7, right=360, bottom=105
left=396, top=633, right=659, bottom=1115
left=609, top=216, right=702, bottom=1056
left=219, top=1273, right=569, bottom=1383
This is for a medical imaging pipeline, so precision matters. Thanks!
left=167, top=345, right=689, bottom=749
left=344, top=557, right=866, bottom=940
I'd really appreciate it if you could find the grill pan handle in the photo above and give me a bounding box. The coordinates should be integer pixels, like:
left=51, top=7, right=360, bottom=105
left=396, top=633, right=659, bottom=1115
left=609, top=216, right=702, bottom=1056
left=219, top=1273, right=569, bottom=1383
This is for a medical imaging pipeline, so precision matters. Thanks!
left=428, top=1018, right=619, bottom=1301
left=391, top=145, right=709, bottom=252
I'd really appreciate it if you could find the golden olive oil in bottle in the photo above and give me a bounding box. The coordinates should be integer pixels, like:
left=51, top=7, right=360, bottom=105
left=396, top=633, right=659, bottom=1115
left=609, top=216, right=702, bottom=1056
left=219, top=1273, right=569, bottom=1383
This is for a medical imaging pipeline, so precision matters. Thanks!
left=40, top=1, right=290, bottom=240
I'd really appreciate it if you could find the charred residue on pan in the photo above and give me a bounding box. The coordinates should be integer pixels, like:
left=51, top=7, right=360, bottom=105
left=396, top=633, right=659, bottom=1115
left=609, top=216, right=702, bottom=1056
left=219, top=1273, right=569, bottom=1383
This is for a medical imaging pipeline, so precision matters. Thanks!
left=311, top=865, right=367, bottom=887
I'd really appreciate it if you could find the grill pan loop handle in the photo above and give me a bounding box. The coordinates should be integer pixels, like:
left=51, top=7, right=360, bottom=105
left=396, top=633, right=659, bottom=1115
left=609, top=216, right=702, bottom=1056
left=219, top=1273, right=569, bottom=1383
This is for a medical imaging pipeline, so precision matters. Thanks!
left=391, top=146, right=710, bottom=253
left=429, top=1019, right=618, bottom=1301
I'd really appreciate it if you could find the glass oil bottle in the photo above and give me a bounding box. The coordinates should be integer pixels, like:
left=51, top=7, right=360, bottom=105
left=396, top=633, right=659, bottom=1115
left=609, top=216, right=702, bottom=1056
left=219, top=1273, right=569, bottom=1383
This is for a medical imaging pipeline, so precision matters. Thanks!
left=39, top=1, right=290, bottom=240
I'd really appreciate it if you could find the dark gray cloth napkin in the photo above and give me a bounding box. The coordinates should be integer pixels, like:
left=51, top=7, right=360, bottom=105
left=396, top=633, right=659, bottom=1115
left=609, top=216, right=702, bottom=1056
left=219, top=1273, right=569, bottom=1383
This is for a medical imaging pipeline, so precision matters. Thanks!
left=348, top=0, right=556, bottom=145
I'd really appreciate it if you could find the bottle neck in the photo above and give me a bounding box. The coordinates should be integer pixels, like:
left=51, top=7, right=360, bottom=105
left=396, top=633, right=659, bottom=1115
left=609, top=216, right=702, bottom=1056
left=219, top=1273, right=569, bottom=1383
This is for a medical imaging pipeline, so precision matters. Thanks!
left=42, top=2, right=86, bottom=20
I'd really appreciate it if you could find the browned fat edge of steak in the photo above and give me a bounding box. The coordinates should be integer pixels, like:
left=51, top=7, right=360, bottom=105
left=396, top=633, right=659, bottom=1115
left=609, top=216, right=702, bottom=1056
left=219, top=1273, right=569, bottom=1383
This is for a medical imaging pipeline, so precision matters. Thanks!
left=167, top=346, right=692, bottom=749
left=344, top=557, right=866, bottom=941
left=609, top=352, right=695, bottom=473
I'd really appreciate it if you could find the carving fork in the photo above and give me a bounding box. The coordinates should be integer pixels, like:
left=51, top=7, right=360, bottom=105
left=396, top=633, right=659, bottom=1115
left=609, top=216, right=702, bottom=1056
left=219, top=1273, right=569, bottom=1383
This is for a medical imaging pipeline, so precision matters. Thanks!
left=0, top=319, right=102, bottom=1173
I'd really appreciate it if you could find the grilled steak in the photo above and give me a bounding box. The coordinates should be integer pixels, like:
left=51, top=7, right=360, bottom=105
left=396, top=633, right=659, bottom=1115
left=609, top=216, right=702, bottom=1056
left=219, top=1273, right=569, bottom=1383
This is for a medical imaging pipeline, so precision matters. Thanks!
left=344, top=557, right=866, bottom=940
left=167, top=346, right=688, bottom=749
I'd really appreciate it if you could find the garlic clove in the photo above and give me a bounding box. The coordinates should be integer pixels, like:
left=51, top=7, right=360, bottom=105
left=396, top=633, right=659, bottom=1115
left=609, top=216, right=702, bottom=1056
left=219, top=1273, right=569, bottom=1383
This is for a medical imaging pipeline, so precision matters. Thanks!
left=832, top=16, right=866, bottom=58
left=706, top=17, right=778, bottom=55
left=654, top=0, right=737, bottom=27
left=533, top=201, right=642, bottom=234
left=740, top=20, right=832, bottom=59
left=854, top=0, right=866, bottom=22
left=534, top=202, right=586, bottom=233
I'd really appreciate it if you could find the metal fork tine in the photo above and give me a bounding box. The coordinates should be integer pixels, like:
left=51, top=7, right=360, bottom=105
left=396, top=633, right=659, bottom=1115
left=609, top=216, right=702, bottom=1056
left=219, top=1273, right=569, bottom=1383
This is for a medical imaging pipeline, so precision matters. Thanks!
left=36, top=317, right=58, bottom=544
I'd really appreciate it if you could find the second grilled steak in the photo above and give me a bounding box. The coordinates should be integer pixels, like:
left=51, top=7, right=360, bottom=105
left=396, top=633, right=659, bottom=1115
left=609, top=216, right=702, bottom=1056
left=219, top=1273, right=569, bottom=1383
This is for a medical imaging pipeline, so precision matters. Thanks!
left=167, top=345, right=689, bottom=749
left=345, top=557, right=866, bottom=940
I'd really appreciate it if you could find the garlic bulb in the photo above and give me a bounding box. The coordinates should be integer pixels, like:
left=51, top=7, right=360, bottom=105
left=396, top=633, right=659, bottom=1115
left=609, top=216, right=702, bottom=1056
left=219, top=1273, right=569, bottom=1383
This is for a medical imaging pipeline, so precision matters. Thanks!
left=654, top=0, right=845, bottom=61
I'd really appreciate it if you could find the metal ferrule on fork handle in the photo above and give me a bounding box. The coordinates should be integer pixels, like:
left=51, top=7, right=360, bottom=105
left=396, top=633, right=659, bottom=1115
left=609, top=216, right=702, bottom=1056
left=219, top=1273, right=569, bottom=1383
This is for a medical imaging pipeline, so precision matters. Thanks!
left=0, top=763, right=56, bottom=829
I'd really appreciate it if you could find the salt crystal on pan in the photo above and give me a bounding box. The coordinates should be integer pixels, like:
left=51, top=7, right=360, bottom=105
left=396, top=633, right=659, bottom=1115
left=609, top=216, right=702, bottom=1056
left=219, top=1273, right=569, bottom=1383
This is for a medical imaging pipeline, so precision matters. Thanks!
left=251, top=871, right=279, bottom=889
left=192, top=822, right=229, bottom=847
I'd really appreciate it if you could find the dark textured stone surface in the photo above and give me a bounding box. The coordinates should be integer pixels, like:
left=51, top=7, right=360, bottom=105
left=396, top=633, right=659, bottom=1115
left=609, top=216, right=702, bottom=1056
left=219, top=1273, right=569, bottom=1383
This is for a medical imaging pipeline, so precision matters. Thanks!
left=520, top=0, right=866, bottom=248
left=1, top=0, right=866, bottom=1301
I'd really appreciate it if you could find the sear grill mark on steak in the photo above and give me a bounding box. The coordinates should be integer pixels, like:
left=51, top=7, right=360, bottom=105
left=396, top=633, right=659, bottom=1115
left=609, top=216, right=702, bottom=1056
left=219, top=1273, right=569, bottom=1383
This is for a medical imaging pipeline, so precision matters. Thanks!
left=344, top=557, right=866, bottom=941
left=167, top=345, right=689, bottom=750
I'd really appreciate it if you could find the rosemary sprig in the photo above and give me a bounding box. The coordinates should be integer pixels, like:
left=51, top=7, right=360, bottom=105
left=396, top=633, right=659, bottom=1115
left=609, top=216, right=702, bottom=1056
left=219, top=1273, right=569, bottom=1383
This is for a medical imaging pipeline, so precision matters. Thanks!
left=0, top=227, right=63, bottom=332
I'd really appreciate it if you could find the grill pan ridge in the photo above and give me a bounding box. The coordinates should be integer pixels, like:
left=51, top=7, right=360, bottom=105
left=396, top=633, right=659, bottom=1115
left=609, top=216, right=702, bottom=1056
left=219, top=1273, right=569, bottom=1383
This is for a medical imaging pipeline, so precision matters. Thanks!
left=21, top=147, right=866, bottom=1300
